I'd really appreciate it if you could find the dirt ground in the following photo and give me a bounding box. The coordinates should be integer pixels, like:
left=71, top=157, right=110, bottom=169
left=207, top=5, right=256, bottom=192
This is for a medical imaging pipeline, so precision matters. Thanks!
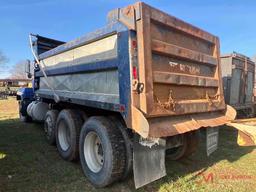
left=1, top=97, right=256, bottom=192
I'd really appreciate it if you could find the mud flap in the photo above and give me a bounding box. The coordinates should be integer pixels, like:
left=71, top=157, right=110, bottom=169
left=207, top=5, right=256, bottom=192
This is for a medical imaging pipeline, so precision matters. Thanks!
left=133, top=136, right=166, bottom=188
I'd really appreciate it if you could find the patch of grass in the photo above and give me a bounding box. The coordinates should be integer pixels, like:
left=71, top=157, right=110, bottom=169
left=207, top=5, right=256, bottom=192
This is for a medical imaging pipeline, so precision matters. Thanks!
left=0, top=98, right=256, bottom=192
left=0, top=97, right=19, bottom=121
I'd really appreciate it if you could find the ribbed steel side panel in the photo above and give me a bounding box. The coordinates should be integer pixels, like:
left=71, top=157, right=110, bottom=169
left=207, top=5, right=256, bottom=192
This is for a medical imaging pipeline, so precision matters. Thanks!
left=221, top=53, right=255, bottom=110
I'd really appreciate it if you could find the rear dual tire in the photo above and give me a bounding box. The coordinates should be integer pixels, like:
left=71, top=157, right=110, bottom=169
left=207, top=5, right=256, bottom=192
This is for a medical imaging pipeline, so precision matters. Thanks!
left=166, top=130, right=200, bottom=160
left=79, top=117, right=126, bottom=187
left=50, top=110, right=128, bottom=187
left=44, top=110, right=59, bottom=145
left=56, top=110, right=83, bottom=161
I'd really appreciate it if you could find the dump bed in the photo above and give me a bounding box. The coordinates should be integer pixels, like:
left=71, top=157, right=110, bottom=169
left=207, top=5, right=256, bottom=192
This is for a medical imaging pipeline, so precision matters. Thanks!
left=221, top=52, right=255, bottom=111
left=131, top=3, right=225, bottom=117
left=33, top=2, right=234, bottom=138
left=125, top=3, right=233, bottom=137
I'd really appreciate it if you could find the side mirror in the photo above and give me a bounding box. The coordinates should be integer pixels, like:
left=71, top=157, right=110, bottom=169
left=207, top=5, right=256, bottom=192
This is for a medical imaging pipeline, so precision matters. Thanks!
left=25, top=60, right=32, bottom=79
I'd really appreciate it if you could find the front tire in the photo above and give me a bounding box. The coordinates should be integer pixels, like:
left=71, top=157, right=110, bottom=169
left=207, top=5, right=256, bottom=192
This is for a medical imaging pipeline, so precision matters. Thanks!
left=18, top=100, right=32, bottom=122
left=79, top=116, right=126, bottom=187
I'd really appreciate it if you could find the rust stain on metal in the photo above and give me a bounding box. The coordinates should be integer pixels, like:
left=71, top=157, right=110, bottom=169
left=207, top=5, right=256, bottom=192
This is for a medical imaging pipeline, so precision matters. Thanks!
left=155, top=89, right=176, bottom=111
left=114, top=2, right=235, bottom=138
left=130, top=2, right=226, bottom=120
left=148, top=105, right=236, bottom=138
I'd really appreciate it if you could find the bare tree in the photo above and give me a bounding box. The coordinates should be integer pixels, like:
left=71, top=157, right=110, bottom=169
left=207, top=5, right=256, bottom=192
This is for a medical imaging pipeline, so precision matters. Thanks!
left=0, top=50, right=9, bottom=74
left=0, top=50, right=8, bottom=64
left=9, top=60, right=28, bottom=79
left=252, top=54, right=256, bottom=63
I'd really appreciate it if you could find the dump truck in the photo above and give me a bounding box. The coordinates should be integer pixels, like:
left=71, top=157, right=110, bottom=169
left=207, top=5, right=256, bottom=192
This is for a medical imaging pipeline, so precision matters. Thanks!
left=221, top=52, right=255, bottom=117
left=17, top=2, right=240, bottom=188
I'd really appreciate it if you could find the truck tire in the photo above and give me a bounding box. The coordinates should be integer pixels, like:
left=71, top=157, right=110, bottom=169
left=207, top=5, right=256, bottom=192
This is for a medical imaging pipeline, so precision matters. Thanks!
left=44, top=110, right=59, bottom=145
left=166, top=131, right=200, bottom=160
left=76, top=110, right=88, bottom=122
left=166, top=134, right=188, bottom=160
left=19, top=100, right=32, bottom=123
left=19, top=112, right=32, bottom=122
left=56, top=109, right=83, bottom=161
left=109, top=116, right=133, bottom=180
left=183, top=130, right=200, bottom=158
left=79, top=116, right=126, bottom=187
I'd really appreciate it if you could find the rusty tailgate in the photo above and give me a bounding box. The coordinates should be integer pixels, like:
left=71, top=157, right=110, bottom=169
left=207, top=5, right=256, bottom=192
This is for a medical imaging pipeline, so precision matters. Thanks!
left=134, top=2, right=225, bottom=117
left=112, top=2, right=235, bottom=138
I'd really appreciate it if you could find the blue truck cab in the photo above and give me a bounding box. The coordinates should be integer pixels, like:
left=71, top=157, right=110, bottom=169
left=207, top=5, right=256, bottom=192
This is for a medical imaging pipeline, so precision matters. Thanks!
left=17, top=87, right=34, bottom=122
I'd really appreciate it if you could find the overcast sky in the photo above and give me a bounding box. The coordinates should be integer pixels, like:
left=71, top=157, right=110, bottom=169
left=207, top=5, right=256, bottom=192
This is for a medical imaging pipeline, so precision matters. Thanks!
left=0, top=0, right=255, bottom=77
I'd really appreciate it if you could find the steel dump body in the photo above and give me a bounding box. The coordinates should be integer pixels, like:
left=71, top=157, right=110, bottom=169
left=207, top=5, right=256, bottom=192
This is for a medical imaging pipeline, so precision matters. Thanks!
left=34, top=2, right=232, bottom=138
left=221, top=53, right=255, bottom=111
left=132, top=4, right=225, bottom=117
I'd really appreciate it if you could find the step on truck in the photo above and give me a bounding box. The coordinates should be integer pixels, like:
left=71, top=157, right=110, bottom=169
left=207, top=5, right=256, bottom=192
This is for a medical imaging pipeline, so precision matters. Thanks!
left=17, top=2, right=240, bottom=188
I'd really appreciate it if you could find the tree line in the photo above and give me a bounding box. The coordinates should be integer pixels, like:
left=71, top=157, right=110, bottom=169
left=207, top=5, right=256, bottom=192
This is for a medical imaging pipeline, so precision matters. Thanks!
left=0, top=50, right=28, bottom=79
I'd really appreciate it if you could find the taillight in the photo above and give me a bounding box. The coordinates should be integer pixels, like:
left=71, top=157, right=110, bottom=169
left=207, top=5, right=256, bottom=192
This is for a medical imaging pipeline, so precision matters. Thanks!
left=132, top=40, right=137, bottom=48
left=133, top=66, right=138, bottom=79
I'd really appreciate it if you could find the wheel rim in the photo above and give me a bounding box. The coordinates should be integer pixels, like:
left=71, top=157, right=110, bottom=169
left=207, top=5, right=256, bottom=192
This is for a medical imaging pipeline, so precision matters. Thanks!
left=58, top=120, right=71, bottom=151
left=84, top=132, right=104, bottom=173
left=44, top=116, right=52, bottom=138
